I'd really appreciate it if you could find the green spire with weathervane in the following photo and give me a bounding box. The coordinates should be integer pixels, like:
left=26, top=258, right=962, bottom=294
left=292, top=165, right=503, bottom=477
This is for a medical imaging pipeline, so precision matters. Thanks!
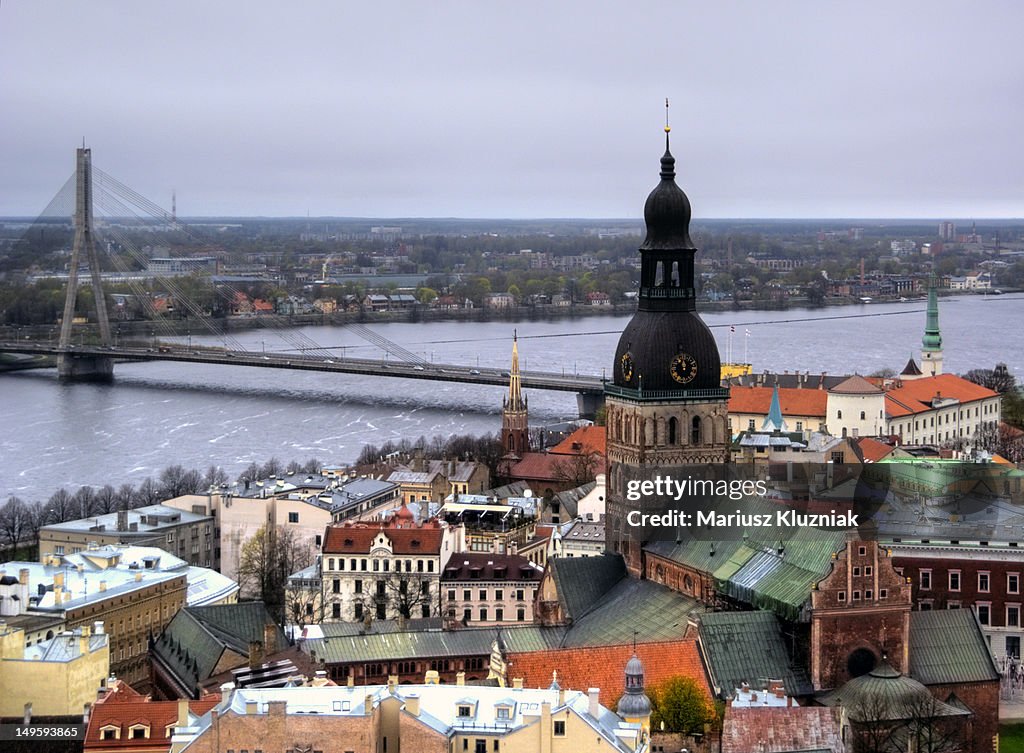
left=922, top=280, right=942, bottom=352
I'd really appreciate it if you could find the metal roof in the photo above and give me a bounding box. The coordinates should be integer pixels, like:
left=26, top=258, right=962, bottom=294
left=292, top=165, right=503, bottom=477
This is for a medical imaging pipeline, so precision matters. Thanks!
left=909, top=609, right=1000, bottom=685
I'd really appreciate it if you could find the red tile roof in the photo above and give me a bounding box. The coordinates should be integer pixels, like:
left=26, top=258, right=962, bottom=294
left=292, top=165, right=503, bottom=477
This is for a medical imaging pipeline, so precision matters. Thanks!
left=728, top=386, right=828, bottom=418
left=721, top=706, right=842, bottom=753
left=854, top=437, right=896, bottom=463
left=505, top=639, right=710, bottom=709
left=885, top=374, right=999, bottom=417
left=829, top=374, right=884, bottom=394
left=322, top=520, right=443, bottom=555
left=549, top=425, right=607, bottom=458
left=86, top=696, right=220, bottom=751
left=508, top=452, right=565, bottom=483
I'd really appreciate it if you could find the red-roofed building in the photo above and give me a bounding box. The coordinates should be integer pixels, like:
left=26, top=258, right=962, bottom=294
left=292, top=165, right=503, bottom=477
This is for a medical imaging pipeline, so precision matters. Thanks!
left=319, top=516, right=453, bottom=623
left=84, top=691, right=220, bottom=752
left=728, top=385, right=828, bottom=437
left=503, top=639, right=711, bottom=711
left=884, top=374, right=1000, bottom=446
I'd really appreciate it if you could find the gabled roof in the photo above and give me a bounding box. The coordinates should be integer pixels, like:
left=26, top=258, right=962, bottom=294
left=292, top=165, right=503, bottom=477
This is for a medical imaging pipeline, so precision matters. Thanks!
left=153, top=602, right=285, bottom=693
left=507, top=452, right=565, bottom=483
left=86, top=696, right=220, bottom=750
left=548, top=554, right=626, bottom=622
left=852, top=436, right=896, bottom=463
left=909, top=608, right=1000, bottom=685
left=698, top=611, right=813, bottom=698
left=728, top=386, right=828, bottom=418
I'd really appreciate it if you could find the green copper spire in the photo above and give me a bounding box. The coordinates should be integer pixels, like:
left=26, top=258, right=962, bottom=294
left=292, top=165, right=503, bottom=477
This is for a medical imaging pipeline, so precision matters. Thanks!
left=761, top=384, right=788, bottom=433
left=922, top=281, right=942, bottom=352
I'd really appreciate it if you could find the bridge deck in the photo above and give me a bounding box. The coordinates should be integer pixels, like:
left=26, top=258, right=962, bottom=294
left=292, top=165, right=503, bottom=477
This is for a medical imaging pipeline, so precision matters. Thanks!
left=0, top=341, right=606, bottom=394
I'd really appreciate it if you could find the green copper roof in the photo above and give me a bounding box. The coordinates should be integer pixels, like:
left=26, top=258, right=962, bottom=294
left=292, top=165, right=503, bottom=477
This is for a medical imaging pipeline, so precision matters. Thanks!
left=922, top=283, right=942, bottom=351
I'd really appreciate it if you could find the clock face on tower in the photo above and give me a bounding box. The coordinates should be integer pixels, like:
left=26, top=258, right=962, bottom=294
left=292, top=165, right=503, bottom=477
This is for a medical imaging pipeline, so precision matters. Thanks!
left=669, top=352, right=698, bottom=384
left=620, top=352, right=635, bottom=382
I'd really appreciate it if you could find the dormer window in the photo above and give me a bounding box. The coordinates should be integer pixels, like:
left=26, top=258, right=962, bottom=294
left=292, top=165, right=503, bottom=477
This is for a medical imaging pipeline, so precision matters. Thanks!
left=495, top=704, right=513, bottom=720
left=129, top=724, right=149, bottom=739
left=101, top=726, right=120, bottom=740
left=458, top=705, right=474, bottom=718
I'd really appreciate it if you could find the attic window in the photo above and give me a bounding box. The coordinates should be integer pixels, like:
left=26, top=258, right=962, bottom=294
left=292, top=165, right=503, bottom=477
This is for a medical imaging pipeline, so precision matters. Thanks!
left=457, top=704, right=474, bottom=718
left=344, top=539, right=353, bottom=547
left=411, top=540, right=421, bottom=548
left=495, top=704, right=512, bottom=720
left=129, top=724, right=149, bottom=739
left=101, top=726, right=120, bottom=740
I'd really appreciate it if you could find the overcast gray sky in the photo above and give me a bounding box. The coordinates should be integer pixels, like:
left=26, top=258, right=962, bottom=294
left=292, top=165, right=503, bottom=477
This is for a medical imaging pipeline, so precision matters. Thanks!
left=2, top=1, right=1021, bottom=219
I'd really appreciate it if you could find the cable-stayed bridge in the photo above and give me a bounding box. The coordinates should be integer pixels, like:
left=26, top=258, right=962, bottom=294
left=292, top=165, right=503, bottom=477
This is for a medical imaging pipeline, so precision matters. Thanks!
left=0, top=148, right=608, bottom=417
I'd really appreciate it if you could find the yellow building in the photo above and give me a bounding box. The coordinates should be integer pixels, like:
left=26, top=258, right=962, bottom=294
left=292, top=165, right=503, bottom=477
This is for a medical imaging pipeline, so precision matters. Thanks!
left=0, top=619, right=109, bottom=717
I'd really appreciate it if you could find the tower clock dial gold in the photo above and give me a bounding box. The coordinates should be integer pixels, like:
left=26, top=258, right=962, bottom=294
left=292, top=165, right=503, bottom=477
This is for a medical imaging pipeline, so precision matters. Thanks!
left=620, top=352, right=635, bottom=382
left=669, top=352, right=698, bottom=384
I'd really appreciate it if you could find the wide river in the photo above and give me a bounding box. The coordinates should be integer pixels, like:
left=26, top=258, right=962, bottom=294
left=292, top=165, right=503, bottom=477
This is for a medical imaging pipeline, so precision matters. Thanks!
left=2, top=294, right=1022, bottom=500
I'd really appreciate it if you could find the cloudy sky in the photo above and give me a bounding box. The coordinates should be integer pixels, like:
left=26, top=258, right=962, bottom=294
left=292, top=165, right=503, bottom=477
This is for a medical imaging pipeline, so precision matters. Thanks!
left=1, top=2, right=1021, bottom=219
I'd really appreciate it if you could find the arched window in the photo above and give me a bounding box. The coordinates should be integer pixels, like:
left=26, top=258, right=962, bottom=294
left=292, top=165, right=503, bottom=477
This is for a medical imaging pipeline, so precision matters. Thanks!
left=691, top=416, right=701, bottom=445
left=668, top=417, right=678, bottom=445
left=837, top=410, right=843, bottom=419
left=860, top=411, right=866, bottom=420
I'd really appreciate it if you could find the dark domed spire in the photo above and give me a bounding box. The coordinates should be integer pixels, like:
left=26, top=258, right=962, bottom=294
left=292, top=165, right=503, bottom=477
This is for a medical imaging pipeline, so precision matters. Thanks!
left=641, top=100, right=694, bottom=252
left=617, top=652, right=652, bottom=718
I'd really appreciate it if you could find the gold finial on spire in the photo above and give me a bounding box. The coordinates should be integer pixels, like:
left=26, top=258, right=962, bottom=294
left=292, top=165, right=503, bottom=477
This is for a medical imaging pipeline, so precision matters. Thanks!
left=664, top=98, right=670, bottom=133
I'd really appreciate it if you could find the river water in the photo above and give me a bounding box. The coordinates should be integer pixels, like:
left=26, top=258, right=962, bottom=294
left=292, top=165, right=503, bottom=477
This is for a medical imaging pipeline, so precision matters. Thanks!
left=2, top=294, right=1022, bottom=500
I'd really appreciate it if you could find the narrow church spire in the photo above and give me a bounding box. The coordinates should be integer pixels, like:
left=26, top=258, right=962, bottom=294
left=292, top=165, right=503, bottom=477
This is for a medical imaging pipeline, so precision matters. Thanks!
left=507, top=330, right=525, bottom=412
left=501, top=332, right=530, bottom=457
left=921, top=278, right=944, bottom=376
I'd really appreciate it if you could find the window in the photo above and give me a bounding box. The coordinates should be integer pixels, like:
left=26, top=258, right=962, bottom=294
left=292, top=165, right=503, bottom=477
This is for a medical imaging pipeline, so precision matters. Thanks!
left=516, top=589, right=524, bottom=601
left=1008, top=605, right=1021, bottom=628
left=852, top=591, right=861, bottom=601
left=879, top=589, right=888, bottom=599
left=475, top=741, right=487, bottom=753
left=860, top=411, right=866, bottom=420
left=517, top=608, right=525, bottom=621
left=354, top=603, right=363, bottom=619
left=668, top=417, right=677, bottom=445
left=920, top=569, right=932, bottom=590
left=1010, top=573, right=1020, bottom=595
left=554, top=720, right=566, bottom=736
left=853, top=567, right=861, bottom=577
left=479, top=589, right=487, bottom=601
left=948, top=601, right=960, bottom=609
left=748, top=419, right=756, bottom=430
left=865, top=566, right=873, bottom=576
left=838, top=591, right=846, bottom=603
left=1008, top=636, right=1021, bottom=659
left=837, top=410, right=843, bottom=420
left=691, top=416, right=701, bottom=445
left=496, top=608, right=504, bottom=621
left=129, top=725, right=148, bottom=740
left=949, top=571, right=961, bottom=592
left=977, top=602, right=991, bottom=625
left=332, top=603, right=341, bottom=618
left=355, top=580, right=363, bottom=594
left=795, top=421, right=803, bottom=432
left=458, top=705, right=474, bottom=717
left=464, top=589, right=471, bottom=601
left=495, top=589, right=504, bottom=601
left=979, top=571, right=991, bottom=593
left=480, top=608, right=488, bottom=621
left=101, top=727, right=119, bottom=740
left=448, top=589, right=456, bottom=601
left=333, top=579, right=341, bottom=594
left=288, top=511, right=299, bottom=523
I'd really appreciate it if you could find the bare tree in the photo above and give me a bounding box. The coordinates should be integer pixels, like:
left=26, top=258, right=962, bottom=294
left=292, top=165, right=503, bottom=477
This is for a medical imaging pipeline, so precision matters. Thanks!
left=202, top=465, right=229, bottom=489
left=133, top=477, right=162, bottom=507
left=115, top=483, right=135, bottom=511
left=0, top=497, right=32, bottom=554
left=72, top=486, right=97, bottom=518
left=95, top=485, right=118, bottom=515
left=46, top=488, right=75, bottom=523
left=965, top=363, right=1017, bottom=394
left=356, top=571, right=437, bottom=621
left=238, top=524, right=315, bottom=624
left=158, top=465, right=203, bottom=499
left=551, top=450, right=602, bottom=488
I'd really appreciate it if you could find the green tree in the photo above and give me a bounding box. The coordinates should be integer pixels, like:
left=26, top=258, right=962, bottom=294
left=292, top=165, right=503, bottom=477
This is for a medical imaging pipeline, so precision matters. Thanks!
left=649, top=675, right=717, bottom=733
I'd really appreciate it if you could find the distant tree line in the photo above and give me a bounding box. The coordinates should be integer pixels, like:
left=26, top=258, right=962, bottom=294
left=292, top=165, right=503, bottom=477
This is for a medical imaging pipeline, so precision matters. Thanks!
left=354, top=432, right=505, bottom=479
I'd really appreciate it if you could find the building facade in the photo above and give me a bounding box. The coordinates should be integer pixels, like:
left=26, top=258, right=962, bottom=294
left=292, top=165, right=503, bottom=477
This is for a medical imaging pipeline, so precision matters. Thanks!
left=441, top=553, right=542, bottom=627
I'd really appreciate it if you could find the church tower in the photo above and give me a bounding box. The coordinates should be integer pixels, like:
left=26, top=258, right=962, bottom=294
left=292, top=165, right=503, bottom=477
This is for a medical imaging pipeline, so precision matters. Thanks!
left=501, top=333, right=530, bottom=457
left=605, top=107, right=730, bottom=574
left=920, top=280, right=943, bottom=376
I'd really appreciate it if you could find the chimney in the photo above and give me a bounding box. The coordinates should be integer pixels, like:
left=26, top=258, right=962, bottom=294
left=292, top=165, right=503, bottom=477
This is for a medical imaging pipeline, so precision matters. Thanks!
left=264, top=623, right=277, bottom=654
left=365, top=694, right=374, bottom=716
left=244, top=699, right=259, bottom=715
left=53, top=571, right=65, bottom=589
left=512, top=678, right=523, bottom=690
left=406, top=693, right=420, bottom=716
left=388, top=675, right=398, bottom=693
left=456, top=671, right=465, bottom=686
left=588, top=688, right=600, bottom=718
left=558, top=686, right=565, bottom=707
left=424, top=670, right=439, bottom=685
left=99, top=580, right=107, bottom=592
left=83, top=702, right=91, bottom=724
left=134, top=571, right=143, bottom=582
left=117, top=509, right=128, bottom=531
left=248, top=640, right=264, bottom=669
left=347, top=673, right=355, bottom=688
left=23, top=702, right=31, bottom=726
left=18, top=568, right=29, bottom=586
left=177, top=699, right=189, bottom=728
left=94, top=621, right=105, bottom=635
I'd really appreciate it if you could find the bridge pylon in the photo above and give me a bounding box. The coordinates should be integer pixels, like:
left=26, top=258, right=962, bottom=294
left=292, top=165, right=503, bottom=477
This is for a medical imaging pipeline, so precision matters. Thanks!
left=57, top=147, right=113, bottom=381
